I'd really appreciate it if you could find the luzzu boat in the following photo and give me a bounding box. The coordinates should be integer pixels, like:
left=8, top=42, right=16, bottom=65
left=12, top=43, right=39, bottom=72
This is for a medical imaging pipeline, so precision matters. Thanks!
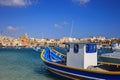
left=41, top=42, right=120, bottom=80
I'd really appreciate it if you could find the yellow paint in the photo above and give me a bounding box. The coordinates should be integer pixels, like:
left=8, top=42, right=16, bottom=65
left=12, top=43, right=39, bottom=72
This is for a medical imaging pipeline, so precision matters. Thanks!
left=98, top=62, right=120, bottom=66
left=41, top=49, right=120, bottom=75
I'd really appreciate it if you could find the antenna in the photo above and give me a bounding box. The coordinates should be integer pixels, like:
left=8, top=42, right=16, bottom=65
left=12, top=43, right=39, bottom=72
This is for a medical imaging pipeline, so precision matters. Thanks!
left=42, top=33, right=44, bottom=39
left=70, top=20, right=74, bottom=38
left=0, top=30, right=2, bottom=36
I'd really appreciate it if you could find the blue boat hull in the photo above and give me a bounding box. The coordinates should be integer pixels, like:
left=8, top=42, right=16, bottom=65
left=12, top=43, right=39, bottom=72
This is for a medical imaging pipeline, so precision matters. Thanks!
left=43, top=60, right=120, bottom=80
left=47, top=65, right=90, bottom=80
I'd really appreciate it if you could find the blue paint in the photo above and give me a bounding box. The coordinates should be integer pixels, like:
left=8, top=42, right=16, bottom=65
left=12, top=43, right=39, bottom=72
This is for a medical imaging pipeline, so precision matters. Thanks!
left=44, top=47, right=64, bottom=63
left=86, top=43, right=97, bottom=53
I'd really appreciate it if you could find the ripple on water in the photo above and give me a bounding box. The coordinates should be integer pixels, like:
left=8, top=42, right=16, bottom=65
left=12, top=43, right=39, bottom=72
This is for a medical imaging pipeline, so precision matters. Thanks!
left=0, top=48, right=59, bottom=80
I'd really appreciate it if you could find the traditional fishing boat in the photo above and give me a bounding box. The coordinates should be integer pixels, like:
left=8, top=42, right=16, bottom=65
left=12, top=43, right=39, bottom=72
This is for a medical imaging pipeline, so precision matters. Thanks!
left=41, top=42, right=120, bottom=80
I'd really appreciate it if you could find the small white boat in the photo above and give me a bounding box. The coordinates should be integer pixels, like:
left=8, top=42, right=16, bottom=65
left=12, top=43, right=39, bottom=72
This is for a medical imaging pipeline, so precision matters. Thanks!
left=112, top=42, right=120, bottom=50
left=99, top=49, right=120, bottom=63
left=32, top=46, right=41, bottom=52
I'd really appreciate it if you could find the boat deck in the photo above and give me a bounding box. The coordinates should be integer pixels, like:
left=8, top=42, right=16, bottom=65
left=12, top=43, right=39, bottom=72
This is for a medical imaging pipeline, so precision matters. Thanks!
left=55, top=60, right=120, bottom=72
left=88, top=63, right=120, bottom=71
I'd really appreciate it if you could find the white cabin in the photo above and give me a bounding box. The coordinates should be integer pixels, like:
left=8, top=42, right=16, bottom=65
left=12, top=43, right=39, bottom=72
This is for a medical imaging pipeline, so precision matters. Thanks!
left=65, top=43, right=97, bottom=69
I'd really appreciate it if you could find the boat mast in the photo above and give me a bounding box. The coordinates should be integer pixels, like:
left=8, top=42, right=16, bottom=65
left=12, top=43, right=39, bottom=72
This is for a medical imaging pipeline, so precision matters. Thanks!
left=70, top=20, right=74, bottom=38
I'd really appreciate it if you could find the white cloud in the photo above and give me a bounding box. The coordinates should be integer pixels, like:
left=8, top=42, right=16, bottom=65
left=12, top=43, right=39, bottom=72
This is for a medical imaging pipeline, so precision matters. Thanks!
left=54, top=21, right=69, bottom=28
left=72, top=0, right=90, bottom=5
left=0, top=0, right=33, bottom=7
left=63, top=21, right=69, bottom=25
left=54, top=24, right=62, bottom=28
left=7, top=26, right=18, bottom=31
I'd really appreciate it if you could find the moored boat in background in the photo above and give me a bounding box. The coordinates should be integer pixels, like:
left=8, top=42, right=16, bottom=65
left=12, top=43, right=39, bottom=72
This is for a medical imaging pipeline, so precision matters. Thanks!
left=99, top=49, right=120, bottom=63
left=111, top=42, right=120, bottom=50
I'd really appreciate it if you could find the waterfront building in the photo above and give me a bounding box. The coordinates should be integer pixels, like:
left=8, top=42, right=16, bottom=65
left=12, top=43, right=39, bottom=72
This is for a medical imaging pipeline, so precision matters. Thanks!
left=19, top=34, right=30, bottom=47
left=0, top=35, right=119, bottom=48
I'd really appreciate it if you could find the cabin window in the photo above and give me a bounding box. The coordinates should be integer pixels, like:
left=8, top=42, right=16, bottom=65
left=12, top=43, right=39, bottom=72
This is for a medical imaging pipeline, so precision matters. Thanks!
left=74, top=44, right=79, bottom=53
left=65, top=44, right=70, bottom=52
left=86, top=43, right=96, bottom=53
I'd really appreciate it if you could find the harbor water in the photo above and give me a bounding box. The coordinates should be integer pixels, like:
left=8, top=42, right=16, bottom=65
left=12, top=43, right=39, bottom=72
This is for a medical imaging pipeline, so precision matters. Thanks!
left=0, top=48, right=59, bottom=80
left=0, top=48, right=120, bottom=80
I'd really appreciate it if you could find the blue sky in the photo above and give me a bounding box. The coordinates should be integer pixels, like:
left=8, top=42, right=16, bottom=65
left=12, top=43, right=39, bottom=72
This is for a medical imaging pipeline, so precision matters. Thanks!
left=0, top=0, right=120, bottom=39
